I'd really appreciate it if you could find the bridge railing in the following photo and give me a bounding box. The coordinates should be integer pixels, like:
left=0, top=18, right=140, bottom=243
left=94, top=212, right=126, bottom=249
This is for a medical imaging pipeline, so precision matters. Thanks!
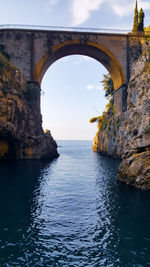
left=0, top=24, right=150, bottom=36
left=0, top=24, right=131, bottom=34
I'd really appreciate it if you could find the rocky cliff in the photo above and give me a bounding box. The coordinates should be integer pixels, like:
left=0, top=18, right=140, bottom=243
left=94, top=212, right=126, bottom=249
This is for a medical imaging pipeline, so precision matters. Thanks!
left=93, top=48, right=150, bottom=189
left=0, top=51, right=59, bottom=160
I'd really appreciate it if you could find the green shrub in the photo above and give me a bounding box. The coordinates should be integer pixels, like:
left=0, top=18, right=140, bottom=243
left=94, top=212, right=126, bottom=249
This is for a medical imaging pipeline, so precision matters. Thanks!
left=100, top=113, right=107, bottom=131
left=89, top=117, right=99, bottom=123
left=45, top=129, right=51, bottom=134
left=101, top=73, right=114, bottom=99
left=23, top=83, right=39, bottom=103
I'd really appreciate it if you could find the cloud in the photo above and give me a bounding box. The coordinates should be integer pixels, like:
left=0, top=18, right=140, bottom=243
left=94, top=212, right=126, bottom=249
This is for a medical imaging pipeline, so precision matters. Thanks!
left=110, top=1, right=134, bottom=17
left=86, top=84, right=103, bottom=90
left=69, top=0, right=150, bottom=26
left=109, top=0, right=150, bottom=17
left=70, top=0, right=105, bottom=26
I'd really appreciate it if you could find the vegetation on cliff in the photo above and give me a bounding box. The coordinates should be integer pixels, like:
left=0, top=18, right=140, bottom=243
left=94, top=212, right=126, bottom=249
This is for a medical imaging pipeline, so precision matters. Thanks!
left=0, top=51, right=23, bottom=91
left=132, top=0, right=145, bottom=33
left=101, top=73, right=114, bottom=99
left=132, top=0, right=139, bottom=32
left=90, top=73, right=114, bottom=139
left=138, top=8, right=144, bottom=32
left=0, top=49, right=40, bottom=105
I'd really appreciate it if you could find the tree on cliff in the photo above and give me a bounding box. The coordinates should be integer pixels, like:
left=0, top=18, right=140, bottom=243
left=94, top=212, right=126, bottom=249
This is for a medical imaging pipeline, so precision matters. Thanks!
left=101, top=73, right=114, bottom=99
left=138, top=8, right=144, bottom=31
left=89, top=73, right=114, bottom=124
left=132, top=0, right=138, bottom=32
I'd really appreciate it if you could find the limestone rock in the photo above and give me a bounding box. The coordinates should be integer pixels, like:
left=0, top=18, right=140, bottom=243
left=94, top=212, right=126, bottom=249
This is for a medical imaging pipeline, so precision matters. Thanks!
left=118, top=151, right=150, bottom=190
left=0, top=52, right=59, bottom=160
left=93, top=47, right=150, bottom=189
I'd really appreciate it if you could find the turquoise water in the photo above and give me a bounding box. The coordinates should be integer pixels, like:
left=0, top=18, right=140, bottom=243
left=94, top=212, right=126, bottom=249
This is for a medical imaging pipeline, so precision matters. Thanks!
left=0, top=140, right=150, bottom=266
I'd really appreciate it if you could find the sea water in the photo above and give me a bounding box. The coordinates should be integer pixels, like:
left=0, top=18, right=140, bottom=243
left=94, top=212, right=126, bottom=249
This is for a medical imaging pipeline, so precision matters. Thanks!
left=0, top=140, right=150, bottom=266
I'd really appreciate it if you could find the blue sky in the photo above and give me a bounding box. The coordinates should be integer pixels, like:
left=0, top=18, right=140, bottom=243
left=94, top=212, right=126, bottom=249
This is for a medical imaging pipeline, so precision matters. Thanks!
left=1, top=0, right=150, bottom=140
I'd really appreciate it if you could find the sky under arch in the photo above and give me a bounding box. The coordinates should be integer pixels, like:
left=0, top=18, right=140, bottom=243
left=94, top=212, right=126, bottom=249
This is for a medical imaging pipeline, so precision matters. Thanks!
left=41, top=55, right=109, bottom=140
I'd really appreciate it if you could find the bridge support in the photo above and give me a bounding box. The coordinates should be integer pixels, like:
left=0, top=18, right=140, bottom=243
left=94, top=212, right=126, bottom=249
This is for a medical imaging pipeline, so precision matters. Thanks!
left=114, top=84, right=128, bottom=115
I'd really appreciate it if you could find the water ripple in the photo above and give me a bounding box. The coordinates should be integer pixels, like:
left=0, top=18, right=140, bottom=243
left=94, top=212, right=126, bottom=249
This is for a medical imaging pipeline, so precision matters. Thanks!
left=0, top=141, right=150, bottom=266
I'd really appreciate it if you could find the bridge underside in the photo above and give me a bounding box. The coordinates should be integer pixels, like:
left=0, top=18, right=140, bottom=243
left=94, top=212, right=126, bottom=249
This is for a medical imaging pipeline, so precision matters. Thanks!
left=34, top=42, right=126, bottom=90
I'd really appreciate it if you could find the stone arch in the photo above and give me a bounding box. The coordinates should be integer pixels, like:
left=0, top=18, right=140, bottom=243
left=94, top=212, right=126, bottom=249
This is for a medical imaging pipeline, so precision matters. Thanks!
left=34, top=40, right=126, bottom=90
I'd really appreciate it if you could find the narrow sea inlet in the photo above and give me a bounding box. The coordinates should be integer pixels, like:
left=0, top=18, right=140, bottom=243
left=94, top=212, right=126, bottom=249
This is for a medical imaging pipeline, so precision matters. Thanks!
left=0, top=140, right=150, bottom=266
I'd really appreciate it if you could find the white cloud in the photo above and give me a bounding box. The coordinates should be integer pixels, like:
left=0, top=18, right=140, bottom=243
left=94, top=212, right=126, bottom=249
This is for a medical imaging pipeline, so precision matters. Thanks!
left=86, top=84, right=103, bottom=90
left=110, top=1, right=134, bottom=17
left=69, top=0, right=150, bottom=26
left=70, top=0, right=105, bottom=26
left=109, top=0, right=150, bottom=17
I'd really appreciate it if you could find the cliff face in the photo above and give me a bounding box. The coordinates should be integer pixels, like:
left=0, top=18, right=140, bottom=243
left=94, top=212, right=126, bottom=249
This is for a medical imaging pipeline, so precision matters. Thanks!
left=93, top=49, right=150, bottom=189
left=0, top=52, right=59, bottom=160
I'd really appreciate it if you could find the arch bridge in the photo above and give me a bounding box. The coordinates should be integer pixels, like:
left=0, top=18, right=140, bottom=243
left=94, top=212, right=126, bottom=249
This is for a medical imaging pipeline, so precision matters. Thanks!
left=0, top=25, right=143, bottom=114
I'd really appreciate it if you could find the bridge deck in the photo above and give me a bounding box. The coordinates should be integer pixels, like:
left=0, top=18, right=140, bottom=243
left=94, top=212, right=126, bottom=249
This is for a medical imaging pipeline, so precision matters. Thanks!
left=0, top=24, right=131, bottom=33
left=0, top=24, right=149, bottom=37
